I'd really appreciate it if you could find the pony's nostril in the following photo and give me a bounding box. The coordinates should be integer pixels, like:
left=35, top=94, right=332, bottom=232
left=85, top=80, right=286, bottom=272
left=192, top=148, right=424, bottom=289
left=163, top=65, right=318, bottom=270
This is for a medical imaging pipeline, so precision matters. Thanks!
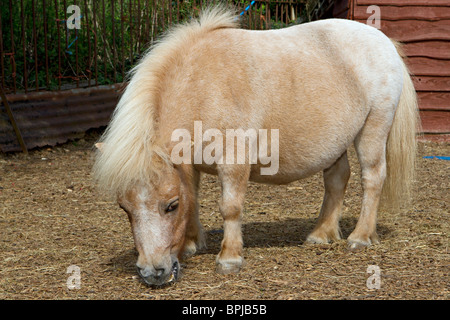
left=154, top=268, right=165, bottom=278
left=137, top=266, right=151, bottom=278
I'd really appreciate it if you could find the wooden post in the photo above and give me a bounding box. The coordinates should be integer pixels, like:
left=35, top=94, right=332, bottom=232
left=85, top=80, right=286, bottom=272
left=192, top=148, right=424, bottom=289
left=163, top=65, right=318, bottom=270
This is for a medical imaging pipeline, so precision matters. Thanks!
left=0, top=85, right=28, bottom=154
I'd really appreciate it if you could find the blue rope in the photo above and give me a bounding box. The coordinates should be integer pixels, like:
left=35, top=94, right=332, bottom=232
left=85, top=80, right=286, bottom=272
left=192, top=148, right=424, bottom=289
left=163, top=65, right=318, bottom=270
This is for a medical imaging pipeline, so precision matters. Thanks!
left=65, top=36, right=78, bottom=55
left=423, top=156, right=450, bottom=161
left=240, top=1, right=256, bottom=16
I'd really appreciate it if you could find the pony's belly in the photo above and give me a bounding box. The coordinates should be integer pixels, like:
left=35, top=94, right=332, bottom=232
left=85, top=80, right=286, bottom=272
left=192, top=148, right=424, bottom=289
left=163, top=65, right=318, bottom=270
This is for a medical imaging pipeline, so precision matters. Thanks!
left=248, top=170, right=310, bottom=185
left=194, top=161, right=325, bottom=185
left=194, top=164, right=219, bottom=176
left=248, top=160, right=329, bottom=184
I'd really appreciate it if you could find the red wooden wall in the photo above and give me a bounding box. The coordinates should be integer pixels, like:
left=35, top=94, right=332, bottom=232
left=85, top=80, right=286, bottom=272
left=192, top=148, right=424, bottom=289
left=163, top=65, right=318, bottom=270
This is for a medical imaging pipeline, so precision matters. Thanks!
left=347, top=0, right=450, bottom=138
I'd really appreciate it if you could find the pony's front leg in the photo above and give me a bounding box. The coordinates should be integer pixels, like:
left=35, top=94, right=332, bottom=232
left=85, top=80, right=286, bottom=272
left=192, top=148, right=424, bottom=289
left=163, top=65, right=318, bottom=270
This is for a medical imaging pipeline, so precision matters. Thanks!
left=216, top=164, right=250, bottom=274
left=182, top=169, right=205, bottom=258
left=183, top=210, right=205, bottom=258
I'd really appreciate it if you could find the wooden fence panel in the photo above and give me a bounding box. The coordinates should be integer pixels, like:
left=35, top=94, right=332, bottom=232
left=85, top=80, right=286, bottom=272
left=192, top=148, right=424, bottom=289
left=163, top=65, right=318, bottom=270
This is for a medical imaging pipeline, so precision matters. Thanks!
left=350, top=0, right=450, bottom=134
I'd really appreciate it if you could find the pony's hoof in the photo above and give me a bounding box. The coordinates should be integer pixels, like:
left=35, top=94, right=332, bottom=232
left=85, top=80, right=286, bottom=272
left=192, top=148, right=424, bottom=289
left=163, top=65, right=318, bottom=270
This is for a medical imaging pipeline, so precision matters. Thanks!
left=182, top=240, right=200, bottom=259
left=306, top=229, right=340, bottom=244
left=182, top=233, right=206, bottom=259
left=216, top=258, right=244, bottom=275
left=305, top=234, right=329, bottom=244
left=348, top=234, right=379, bottom=251
left=306, top=227, right=341, bottom=244
left=347, top=240, right=370, bottom=251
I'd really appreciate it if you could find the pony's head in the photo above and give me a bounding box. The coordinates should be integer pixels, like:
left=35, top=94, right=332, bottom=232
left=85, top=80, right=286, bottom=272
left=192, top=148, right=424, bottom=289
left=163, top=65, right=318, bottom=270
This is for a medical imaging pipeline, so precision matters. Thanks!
left=117, top=163, right=185, bottom=286
left=95, top=143, right=193, bottom=286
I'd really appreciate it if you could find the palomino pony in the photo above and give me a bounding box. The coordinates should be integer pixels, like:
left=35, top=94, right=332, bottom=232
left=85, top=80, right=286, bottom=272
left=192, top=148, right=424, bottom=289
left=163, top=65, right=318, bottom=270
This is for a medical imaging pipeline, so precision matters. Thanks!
left=93, top=7, right=419, bottom=286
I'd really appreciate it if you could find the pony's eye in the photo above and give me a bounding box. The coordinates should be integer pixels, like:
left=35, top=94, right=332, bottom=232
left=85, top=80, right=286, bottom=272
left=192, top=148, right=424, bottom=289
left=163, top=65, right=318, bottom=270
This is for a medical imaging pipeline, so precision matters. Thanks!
left=165, top=199, right=179, bottom=213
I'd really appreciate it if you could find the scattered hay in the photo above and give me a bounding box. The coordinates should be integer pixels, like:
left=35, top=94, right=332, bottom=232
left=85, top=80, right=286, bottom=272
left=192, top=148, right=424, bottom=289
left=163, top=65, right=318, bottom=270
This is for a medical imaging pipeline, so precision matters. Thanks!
left=0, top=133, right=448, bottom=299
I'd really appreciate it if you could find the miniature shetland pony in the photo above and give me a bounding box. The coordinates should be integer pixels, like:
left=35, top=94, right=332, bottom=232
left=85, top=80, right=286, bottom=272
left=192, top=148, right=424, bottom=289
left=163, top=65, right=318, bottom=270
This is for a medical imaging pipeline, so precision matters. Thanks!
left=93, top=7, right=418, bottom=286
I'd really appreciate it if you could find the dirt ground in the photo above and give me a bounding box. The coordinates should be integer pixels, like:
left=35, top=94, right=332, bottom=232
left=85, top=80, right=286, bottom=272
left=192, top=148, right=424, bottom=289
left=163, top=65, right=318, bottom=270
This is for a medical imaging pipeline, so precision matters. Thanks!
left=0, top=131, right=448, bottom=300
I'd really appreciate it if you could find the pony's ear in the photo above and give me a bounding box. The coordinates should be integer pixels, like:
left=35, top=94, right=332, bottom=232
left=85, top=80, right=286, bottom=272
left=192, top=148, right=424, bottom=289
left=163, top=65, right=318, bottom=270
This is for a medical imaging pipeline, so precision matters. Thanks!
left=94, top=142, right=104, bottom=152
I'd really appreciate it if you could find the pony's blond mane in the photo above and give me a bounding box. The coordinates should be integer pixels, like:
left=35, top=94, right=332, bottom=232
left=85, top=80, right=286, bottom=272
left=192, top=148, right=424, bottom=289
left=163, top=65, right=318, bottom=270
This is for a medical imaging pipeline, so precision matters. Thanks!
left=93, top=6, right=239, bottom=197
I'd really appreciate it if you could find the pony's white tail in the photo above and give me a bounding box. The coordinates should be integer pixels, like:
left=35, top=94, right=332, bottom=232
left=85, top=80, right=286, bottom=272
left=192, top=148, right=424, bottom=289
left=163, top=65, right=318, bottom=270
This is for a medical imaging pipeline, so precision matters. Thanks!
left=382, top=41, right=421, bottom=208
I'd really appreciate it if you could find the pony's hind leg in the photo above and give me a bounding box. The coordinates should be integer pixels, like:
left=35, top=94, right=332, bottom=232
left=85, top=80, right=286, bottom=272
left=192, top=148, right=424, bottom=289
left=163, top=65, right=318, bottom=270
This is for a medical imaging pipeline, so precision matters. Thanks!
left=306, top=151, right=350, bottom=244
left=216, top=164, right=250, bottom=274
left=348, top=111, right=392, bottom=250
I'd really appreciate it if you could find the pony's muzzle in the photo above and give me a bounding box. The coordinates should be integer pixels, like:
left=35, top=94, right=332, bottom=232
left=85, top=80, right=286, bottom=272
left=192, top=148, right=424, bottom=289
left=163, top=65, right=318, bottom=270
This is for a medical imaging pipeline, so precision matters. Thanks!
left=136, top=261, right=179, bottom=287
